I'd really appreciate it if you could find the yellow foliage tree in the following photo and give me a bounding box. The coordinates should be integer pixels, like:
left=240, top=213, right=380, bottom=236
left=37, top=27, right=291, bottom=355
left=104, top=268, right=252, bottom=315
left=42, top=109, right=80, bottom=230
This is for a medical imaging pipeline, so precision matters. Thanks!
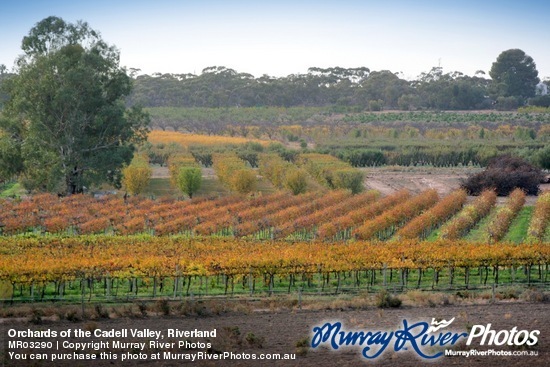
left=284, top=168, right=308, bottom=195
left=213, top=153, right=257, bottom=194
left=230, top=169, right=257, bottom=194
left=122, top=156, right=152, bottom=196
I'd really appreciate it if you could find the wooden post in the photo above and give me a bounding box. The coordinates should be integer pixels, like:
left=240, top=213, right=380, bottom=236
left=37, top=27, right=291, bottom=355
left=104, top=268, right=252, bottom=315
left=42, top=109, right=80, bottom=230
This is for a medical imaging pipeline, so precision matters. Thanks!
left=106, top=273, right=111, bottom=300
left=173, top=265, right=179, bottom=299
left=249, top=269, right=253, bottom=296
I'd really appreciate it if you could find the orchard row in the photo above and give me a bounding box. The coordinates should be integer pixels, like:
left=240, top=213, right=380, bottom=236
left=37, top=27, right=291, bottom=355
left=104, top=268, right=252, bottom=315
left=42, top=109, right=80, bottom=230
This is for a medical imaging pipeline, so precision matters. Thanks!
left=0, top=190, right=548, bottom=243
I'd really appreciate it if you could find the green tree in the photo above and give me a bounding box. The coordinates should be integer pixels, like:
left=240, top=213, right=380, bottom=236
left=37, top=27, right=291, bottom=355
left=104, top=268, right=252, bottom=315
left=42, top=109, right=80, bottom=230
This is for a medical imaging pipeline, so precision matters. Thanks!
left=489, top=49, right=539, bottom=103
left=414, top=68, right=488, bottom=110
left=0, top=116, right=24, bottom=181
left=332, top=169, right=364, bottom=194
left=537, top=146, right=550, bottom=170
left=2, top=17, right=149, bottom=194
left=358, top=70, right=410, bottom=107
left=176, top=166, right=202, bottom=198
left=0, top=64, right=11, bottom=108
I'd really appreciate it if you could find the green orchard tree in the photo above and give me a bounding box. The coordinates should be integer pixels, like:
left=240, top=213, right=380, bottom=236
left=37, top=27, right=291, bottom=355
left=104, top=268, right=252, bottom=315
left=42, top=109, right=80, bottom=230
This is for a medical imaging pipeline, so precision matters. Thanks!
left=2, top=17, right=149, bottom=194
left=489, top=49, right=539, bottom=103
left=176, top=166, right=202, bottom=198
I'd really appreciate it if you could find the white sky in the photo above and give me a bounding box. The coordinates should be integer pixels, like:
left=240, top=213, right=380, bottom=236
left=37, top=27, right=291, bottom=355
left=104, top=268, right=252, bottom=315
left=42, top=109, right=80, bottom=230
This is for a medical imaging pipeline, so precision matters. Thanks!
left=1, top=0, right=549, bottom=80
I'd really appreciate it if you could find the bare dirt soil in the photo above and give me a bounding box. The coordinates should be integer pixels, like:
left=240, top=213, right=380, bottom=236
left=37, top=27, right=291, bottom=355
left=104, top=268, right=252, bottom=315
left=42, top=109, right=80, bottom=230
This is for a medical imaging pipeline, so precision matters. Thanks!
left=2, top=301, right=548, bottom=367
left=363, top=167, right=549, bottom=205
left=365, top=172, right=462, bottom=197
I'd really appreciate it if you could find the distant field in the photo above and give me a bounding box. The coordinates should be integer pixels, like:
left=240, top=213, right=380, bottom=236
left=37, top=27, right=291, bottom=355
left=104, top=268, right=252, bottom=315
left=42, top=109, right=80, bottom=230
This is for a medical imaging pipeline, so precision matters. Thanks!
left=148, top=130, right=270, bottom=148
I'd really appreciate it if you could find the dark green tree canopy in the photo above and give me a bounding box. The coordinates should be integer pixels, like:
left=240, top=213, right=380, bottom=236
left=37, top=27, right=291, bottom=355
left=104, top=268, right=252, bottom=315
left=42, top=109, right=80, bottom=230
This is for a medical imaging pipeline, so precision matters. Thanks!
left=128, top=64, right=494, bottom=110
left=2, top=16, right=149, bottom=194
left=489, top=49, right=539, bottom=101
left=20, top=16, right=103, bottom=60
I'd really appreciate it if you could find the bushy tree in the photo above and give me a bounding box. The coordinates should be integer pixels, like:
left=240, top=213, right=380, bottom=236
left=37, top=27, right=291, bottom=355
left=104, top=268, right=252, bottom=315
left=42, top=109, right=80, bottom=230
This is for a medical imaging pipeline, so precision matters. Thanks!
left=122, top=156, right=152, bottom=196
left=490, top=49, right=539, bottom=103
left=213, top=153, right=257, bottom=194
left=230, top=169, right=257, bottom=194
left=332, top=169, right=364, bottom=194
left=529, top=94, right=550, bottom=108
left=283, top=169, right=308, bottom=195
left=176, top=166, right=202, bottom=198
left=2, top=17, right=149, bottom=194
left=462, top=155, right=543, bottom=196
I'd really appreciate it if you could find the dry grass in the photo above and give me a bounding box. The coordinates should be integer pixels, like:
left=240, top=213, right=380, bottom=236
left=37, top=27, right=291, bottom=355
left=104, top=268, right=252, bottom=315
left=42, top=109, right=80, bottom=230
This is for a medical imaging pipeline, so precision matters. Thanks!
left=402, top=290, right=455, bottom=307
left=1, top=288, right=548, bottom=323
left=148, top=130, right=269, bottom=148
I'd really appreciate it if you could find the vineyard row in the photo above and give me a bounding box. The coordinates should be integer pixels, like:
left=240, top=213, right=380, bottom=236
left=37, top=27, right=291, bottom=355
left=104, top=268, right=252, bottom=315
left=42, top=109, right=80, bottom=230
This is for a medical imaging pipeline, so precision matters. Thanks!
left=0, top=237, right=548, bottom=283
left=1, top=190, right=548, bottom=242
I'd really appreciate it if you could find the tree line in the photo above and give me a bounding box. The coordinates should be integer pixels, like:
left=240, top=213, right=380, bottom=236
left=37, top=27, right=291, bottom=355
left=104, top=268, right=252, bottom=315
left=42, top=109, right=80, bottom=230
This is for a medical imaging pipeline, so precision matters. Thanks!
left=127, top=50, right=547, bottom=110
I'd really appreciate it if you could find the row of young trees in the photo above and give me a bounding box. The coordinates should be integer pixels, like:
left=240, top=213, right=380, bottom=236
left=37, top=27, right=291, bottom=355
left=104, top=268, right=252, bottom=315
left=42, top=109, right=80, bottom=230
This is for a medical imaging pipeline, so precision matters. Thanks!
left=297, top=153, right=364, bottom=194
left=439, top=190, right=498, bottom=239
left=485, top=188, right=526, bottom=243
left=353, top=190, right=440, bottom=240
left=118, top=151, right=204, bottom=198
left=258, top=153, right=308, bottom=195
left=396, top=190, right=468, bottom=240
left=527, top=192, right=550, bottom=243
left=117, top=147, right=366, bottom=198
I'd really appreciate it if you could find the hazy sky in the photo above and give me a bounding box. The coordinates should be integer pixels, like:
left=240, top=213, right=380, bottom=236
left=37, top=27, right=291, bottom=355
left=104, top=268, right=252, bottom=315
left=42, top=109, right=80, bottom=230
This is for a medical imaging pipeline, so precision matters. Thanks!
left=1, top=0, right=549, bottom=80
